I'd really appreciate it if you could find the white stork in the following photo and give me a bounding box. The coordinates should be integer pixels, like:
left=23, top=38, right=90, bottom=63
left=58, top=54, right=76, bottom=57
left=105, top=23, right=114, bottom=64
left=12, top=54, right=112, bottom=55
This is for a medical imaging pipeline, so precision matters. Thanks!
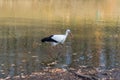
left=41, top=29, right=72, bottom=46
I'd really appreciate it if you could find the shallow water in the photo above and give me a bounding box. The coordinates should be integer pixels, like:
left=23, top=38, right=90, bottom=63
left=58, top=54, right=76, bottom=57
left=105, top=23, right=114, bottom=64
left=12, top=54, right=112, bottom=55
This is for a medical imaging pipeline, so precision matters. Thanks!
left=0, top=18, right=120, bottom=78
left=0, top=0, right=120, bottom=78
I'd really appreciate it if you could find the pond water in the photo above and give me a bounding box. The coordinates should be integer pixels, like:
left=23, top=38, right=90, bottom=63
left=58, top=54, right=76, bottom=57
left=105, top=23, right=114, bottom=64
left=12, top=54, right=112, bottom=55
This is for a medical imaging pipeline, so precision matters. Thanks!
left=0, top=18, right=120, bottom=78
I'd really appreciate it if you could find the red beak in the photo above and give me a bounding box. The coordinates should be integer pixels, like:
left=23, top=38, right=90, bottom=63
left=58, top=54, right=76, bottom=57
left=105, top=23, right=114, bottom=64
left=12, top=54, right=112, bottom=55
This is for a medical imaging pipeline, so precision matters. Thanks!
left=69, top=32, right=73, bottom=38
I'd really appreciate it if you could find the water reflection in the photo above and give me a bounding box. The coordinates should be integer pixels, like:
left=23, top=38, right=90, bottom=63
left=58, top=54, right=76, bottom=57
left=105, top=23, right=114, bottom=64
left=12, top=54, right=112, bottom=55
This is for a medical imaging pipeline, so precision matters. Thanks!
left=65, top=42, right=72, bottom=65
left=56, top=42, right=72, bottom=68
left=0, top=19, right=119, bottom=78
left=99, top=49, right=106, bottom=70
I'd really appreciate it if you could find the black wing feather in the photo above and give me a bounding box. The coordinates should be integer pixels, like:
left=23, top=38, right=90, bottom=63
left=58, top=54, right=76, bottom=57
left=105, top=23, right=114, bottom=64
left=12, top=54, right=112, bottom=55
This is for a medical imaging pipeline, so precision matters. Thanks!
left=41, top=35, right=58, bottom=43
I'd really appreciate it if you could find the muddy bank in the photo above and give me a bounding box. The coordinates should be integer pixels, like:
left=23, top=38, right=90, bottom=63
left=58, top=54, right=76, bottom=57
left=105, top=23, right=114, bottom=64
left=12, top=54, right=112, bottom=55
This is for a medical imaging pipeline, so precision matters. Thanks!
left=3, top=66, right=120, bottom=80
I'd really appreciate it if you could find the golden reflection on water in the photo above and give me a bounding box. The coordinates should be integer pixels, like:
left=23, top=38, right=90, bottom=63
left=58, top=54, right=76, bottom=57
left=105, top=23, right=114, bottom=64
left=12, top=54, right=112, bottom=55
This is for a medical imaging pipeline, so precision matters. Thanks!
left=0, top=0, right=120, bottom=78
left=0, top=0, right=120, bottom=21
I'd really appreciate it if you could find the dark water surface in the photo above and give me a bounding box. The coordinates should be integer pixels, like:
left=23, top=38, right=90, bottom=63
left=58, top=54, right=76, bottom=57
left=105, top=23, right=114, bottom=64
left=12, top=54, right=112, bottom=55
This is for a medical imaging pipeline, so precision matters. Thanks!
left=0, top=18, right=120, bottom=78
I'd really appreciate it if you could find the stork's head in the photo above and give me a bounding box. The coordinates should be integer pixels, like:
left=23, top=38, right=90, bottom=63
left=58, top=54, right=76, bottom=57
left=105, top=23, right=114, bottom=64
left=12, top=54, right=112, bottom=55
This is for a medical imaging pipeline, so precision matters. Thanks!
left=66, top=29, right=71, bottom=33
left=66, top=29, right=72, bottom=38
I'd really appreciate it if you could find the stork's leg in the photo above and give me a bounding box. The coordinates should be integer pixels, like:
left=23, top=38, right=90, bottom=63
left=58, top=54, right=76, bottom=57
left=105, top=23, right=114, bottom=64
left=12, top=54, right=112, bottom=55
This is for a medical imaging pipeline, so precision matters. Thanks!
left=58, top=43, right=64, bottom=48
left=56, top=43, right=66, bottom=59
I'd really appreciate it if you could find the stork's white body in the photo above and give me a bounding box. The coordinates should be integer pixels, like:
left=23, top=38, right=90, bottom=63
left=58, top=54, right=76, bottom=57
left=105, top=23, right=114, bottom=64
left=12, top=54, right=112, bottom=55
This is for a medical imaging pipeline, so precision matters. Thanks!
left=51, top=35, right=67, bottom=46
left=41, top=29, right=72, bottom=46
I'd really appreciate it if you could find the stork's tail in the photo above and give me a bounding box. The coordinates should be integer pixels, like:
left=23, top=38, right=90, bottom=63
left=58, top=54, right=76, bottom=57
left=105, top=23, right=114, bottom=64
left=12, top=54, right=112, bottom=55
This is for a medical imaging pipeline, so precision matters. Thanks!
left=41, top=38, right=47, bottom=42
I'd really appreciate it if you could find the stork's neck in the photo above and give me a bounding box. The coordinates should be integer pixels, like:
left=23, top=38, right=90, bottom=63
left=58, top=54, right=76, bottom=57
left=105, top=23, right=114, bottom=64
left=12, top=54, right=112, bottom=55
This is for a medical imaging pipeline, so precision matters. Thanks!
left=65, top=31, right=69, bottom=37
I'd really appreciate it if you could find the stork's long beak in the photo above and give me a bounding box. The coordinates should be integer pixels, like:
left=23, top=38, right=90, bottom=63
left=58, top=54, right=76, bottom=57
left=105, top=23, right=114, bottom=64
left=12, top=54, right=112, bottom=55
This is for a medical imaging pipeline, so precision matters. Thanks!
left=69, top=32, right=73, bottom=38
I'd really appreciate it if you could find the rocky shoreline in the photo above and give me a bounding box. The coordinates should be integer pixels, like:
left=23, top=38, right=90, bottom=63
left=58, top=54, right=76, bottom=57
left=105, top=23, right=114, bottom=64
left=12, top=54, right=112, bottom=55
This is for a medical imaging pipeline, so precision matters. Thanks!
left=2, top=66, right=120, bottom=80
